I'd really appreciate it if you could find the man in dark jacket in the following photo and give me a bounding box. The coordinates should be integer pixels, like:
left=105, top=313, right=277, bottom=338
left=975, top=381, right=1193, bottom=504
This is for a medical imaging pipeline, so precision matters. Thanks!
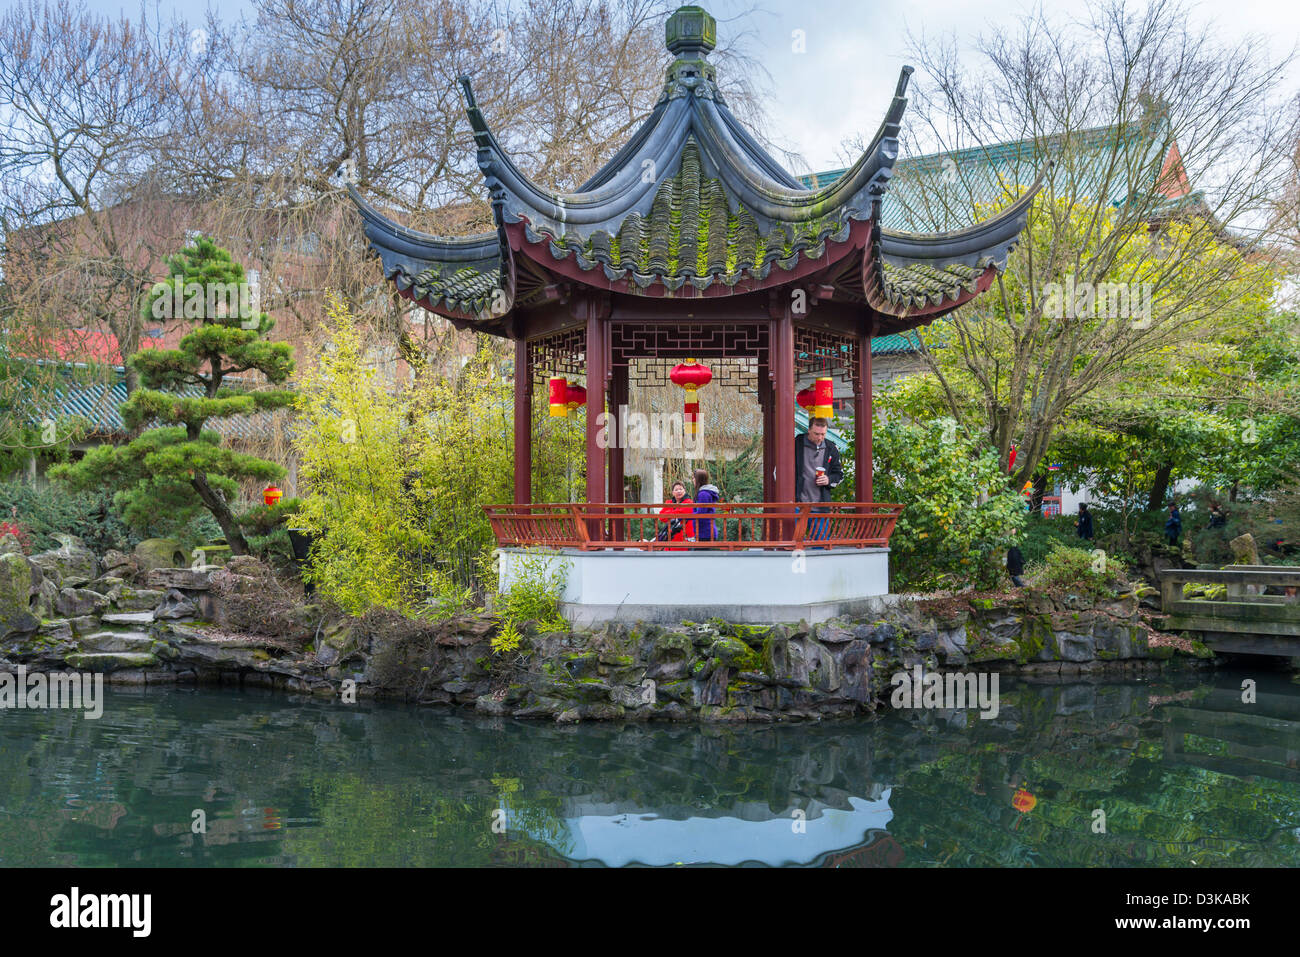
left=1006, top=532, right=1026, bottom=587
left=1075, top=503, right=1094, bottom=541
left=795, top=418, right=843, bottom=541
left=1165, top=503, right=1182, bottom=547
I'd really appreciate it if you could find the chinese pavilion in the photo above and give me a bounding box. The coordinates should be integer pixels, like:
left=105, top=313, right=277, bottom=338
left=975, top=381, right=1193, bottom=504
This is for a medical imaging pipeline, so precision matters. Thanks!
left=349, top=5, right=1042, bottom=623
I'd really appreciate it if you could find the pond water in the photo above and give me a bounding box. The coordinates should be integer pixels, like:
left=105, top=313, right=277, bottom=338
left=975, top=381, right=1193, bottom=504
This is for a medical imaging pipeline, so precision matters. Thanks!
left=2, top=670, right=1298, bottom=866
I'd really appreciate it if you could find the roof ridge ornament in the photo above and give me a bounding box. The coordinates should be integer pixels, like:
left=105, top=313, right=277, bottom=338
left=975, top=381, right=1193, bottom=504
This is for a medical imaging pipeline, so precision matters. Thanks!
left=660, top=6, right=721, bottom=104
left=665, top=5, right=717, bottom=57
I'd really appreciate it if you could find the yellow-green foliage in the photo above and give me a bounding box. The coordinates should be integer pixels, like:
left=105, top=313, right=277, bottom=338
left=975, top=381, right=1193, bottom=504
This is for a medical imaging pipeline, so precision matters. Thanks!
left=491, top=620, right=523, bottom=656
left=293, top=300, right=520, bottom=614
left=493, top=548, right=567, bottom=633
left=410, top=337, right=515, bottom=591
left=293, top=298, right=431, bottom=614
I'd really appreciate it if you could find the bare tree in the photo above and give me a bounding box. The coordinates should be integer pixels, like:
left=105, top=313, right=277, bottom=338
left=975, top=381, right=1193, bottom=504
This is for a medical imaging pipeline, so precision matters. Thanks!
left=884, top=0, right=1298, bottom=487
left=0, top=0, right=223, bottom=396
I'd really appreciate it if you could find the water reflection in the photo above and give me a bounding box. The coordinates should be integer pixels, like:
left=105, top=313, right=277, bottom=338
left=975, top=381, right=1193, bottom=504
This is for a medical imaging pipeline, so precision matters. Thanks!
left=0, top=672, right=1297, bottom=867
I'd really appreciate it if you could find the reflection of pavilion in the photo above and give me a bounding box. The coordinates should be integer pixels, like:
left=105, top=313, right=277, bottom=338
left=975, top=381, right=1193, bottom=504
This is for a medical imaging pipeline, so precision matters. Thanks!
left=352, top=5, right=1040, bottom=623
left=513, top=788, right=894, bottom=867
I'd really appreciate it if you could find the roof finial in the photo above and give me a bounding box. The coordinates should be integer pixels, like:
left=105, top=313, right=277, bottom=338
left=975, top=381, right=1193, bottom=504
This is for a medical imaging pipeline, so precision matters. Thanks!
left=666, top=5, right=717, bottom=57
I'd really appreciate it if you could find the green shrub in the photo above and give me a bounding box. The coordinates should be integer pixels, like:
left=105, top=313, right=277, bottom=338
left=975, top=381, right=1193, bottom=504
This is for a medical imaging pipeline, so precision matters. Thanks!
left=838, top=415, right=1026, bottom=591
left=493, top=549, right=567, bottom=632
left=0, top=480, right=136, bottom=554
left=293, top=300, right=518, bottom=613
left=1020, top=513, right=1082, bottom=566
left=1027, top=542, right=1130, bottom=595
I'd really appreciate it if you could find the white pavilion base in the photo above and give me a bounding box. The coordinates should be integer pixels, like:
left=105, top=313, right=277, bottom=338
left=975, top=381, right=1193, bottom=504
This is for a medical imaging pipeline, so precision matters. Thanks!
left=497, top=547, right=896, bottom=626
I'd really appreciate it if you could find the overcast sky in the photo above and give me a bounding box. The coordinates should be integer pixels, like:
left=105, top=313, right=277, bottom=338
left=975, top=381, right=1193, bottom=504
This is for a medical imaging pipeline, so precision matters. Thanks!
left=78, top=0, right=1299, bottom=175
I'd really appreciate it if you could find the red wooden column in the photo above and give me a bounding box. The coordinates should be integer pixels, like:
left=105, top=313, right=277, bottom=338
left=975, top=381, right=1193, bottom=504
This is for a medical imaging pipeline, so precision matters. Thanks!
left=608, top=361, right=628, bottom=540
left=759, top=364, right=774, bottom=504
left=513, top=336, right=532, bottom=505
left=772, top=298, right=796, bottom=538
left=855, top=318, right=875, bottom=505
left=581, top=294, right=610, bottom=540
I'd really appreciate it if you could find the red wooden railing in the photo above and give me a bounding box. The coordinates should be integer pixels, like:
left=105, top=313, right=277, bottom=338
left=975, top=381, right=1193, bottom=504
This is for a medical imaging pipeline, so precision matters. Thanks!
left=482, top=502, right=904, bottom=551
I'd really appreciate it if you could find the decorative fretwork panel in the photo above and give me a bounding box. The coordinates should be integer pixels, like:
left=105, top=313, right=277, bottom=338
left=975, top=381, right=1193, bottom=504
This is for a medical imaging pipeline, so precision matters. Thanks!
left=609, top=322, right=769, bottom=368
left=794, top=326, right=858, bottom=387
left=628, top=356, right=760, bottom=395
left=527, top=327, right=587, bottom=382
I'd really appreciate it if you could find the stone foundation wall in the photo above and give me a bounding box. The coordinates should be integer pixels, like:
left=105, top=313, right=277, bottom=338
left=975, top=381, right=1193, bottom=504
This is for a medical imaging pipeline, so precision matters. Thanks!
left=0, top=536, right=1216, bottom=723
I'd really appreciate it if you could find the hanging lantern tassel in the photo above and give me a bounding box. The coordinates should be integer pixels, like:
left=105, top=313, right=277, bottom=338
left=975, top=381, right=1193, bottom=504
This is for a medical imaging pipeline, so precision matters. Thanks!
left=565, top=382, right=587, bottom=412
left=669, top=358, right=713, bottom=439
left=684, top=396, right=700, bottom=436
left=813, top=376, right=834, bottom=419
left=548, top=376, right=569, bottom=417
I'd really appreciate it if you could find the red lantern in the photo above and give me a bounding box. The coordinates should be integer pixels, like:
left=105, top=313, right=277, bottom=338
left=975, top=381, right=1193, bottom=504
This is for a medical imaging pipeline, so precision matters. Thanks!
left=813, top=376, right=834, bottom=419
left=1012, top=789, right=1037, bottom=813
left=263, top=484, right=283, bottom=507
left=1008, top=444, right=1018, bottom=472
left=548, top=376, right=569, bottom=417
left=565, top=382, right=587, bottom=411
left=796, top=386, right=815, bottom=411
left=669, top=358, right=712, bottom=437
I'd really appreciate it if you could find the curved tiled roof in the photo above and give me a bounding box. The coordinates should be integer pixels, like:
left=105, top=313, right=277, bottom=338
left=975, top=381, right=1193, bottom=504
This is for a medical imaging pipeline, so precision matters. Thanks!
left=525, top=138, right=852, bottom=293
left=351, top=4, right=1042, bottom=327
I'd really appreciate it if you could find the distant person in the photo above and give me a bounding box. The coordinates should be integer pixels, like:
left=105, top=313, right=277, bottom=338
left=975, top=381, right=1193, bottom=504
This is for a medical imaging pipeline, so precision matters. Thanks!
left=657, top=481, right=694, bottom=549
left=1074, top=503, right=1093, bottom=541
left=1165, top=502, right=1182, bottom=547
left=692, top=468, right=722, bottom=543
left=795, top=417, right=843, bottom=542
left=1006, top=533, right=1026, bottom=588
left=1207, top=503, right=1227, bottom=528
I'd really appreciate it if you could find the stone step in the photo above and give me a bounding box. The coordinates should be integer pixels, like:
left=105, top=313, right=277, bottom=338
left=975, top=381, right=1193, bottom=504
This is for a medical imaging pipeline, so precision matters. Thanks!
left=101, top=611, right=155, bottom=626
left=145, top=567, right=216, bottom=590
left=78, top=631, right=157, bottom=654
left=64, top=651, right=159, bottom=672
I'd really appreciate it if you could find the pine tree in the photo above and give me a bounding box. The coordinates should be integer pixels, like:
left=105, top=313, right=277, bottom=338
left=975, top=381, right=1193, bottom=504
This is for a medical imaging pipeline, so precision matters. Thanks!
left=52, top=237, right=294, bottom=553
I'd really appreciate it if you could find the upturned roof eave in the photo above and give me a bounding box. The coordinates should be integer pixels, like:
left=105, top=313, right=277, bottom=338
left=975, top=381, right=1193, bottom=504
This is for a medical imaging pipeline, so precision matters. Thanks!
left=878, top=161, right=1049, bottom=270
left=456, top=67, right=914, bottom=236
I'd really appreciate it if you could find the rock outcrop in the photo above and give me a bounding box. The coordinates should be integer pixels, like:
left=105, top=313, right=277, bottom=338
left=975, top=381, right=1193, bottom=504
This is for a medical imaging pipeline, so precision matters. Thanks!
left=0, top=541, right=1216, bottom=722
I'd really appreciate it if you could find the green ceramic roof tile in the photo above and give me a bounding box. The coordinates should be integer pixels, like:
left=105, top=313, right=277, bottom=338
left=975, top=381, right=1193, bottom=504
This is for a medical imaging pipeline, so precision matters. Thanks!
left=880, top=259, right=984, bottom=309
left=526, top=138, right=848, bottom=291
left=870, top=331, right=922, bottom=354
left=410, top=264, right=502, bottom=315
left=27, top=365, right=273, bottom=440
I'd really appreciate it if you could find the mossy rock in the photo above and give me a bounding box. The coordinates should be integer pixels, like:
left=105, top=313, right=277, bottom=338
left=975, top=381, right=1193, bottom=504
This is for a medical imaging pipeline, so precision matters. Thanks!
left=0, top=552, right=40, bottom=639
left=133, top=538, right=188, bottom=572
left=194, top=545, right=232, bottom=567
left=649, top=631, right=693, bottom=661
left=657, top=679, right=696, bottom=703
left=708, top=636, right=761, bottom=671
left=562, top=652, right=601, bottom=679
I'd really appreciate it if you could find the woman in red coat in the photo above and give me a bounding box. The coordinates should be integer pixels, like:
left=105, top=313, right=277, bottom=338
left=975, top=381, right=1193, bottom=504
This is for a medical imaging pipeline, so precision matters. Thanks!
left=657, top=481, right=695, bottom=550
